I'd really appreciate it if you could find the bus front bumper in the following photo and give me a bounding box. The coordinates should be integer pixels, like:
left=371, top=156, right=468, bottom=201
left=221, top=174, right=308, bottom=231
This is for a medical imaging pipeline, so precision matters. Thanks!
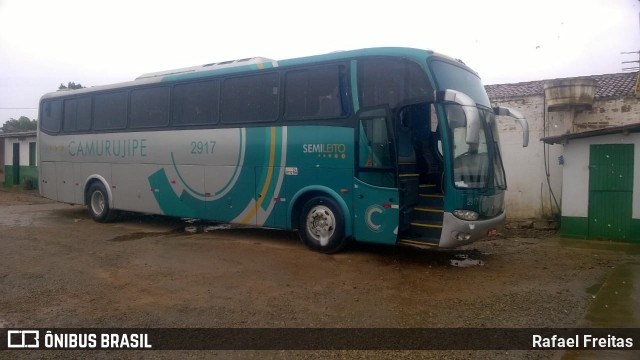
left=438, top=211, right=505, bottom=248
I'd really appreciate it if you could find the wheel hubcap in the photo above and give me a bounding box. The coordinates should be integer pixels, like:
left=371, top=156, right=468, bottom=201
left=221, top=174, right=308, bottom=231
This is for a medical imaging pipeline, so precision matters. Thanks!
left=306, top=205, right=335, bottom=246
left=91, top=191, right=105, bottom=216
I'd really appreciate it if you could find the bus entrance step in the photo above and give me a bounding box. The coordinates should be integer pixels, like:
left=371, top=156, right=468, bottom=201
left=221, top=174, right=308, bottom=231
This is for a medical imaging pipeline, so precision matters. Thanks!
left=408, top=220, right=443, bottom=239
left=419, top=184, right=437, bottom=193
left=412, top=207, right=444, bottom=222
left=417, top=193, right=444, bottom=209
left=410, top=221, right=443, bottom=229
left=397, top=238, right=440, bottom=248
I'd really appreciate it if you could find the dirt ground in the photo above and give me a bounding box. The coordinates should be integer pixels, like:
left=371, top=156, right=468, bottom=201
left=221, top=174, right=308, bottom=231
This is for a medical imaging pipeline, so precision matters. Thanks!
left=1, top=188, right=639, bottom=359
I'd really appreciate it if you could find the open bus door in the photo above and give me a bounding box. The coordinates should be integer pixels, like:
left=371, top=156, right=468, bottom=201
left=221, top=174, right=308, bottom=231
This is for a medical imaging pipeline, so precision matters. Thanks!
left=353, top=107, right=399, bottom=245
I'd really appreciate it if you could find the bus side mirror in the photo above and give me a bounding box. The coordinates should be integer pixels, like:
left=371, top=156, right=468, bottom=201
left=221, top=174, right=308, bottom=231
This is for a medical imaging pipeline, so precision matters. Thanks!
left=435, top=89, right=481, bottom=145
left=493, top=106, right=529, bottom=147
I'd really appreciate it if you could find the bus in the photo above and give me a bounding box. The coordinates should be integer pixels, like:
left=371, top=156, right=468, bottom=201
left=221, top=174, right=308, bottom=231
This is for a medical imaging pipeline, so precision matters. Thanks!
left=38, top=47, right=528, bottom=253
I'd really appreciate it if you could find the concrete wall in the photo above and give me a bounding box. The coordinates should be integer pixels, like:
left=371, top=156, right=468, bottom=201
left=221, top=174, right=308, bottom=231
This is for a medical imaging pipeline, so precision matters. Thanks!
left=491, top=95, right=563, bottom=219
left=489, top=95, right=640, bottom=219
left=574, top=98, right=640, bottom=131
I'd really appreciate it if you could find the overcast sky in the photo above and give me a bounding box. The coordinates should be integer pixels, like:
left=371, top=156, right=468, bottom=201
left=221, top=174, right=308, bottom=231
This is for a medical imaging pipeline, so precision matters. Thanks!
left=1, top=0, right=638, bottom=124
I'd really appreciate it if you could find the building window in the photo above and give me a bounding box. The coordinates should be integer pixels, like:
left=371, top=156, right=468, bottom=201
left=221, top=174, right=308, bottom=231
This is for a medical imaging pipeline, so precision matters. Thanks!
left=29, top=142, right=36, bottom=166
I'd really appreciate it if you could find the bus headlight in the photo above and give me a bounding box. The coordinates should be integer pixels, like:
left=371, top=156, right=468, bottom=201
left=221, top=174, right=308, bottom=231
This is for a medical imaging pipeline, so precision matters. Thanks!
left=453, top=209, right=479, bottom=221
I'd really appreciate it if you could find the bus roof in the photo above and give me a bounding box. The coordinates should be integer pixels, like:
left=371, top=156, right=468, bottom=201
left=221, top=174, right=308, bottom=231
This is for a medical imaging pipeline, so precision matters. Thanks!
left=135, top=57, right=275, bottom=80
left=40, top=47, right=472, bottom=102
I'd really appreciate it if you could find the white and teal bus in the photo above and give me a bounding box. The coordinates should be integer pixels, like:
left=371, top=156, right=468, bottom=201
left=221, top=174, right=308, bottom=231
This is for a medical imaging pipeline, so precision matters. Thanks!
left=38, top=47, right=528, bottom=253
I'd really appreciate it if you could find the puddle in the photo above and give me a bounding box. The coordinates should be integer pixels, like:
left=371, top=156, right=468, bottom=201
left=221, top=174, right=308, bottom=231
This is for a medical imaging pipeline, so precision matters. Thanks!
left=183, top=220, right=232, bottom=234
left=109, top=232, right=169, bottom=242
left=108, top=226, right=183, bottom=241
left=105, top=216, right=234, bottom=239
left=585, top=282, right=602, bottom=296
left=585, top=263, right=638, bottom=326
left=185, top=224, right=232, bottom=233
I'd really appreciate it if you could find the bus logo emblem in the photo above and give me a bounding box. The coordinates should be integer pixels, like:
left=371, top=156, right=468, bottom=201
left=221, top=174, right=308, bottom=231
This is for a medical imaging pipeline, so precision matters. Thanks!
left=365, top=205, right=384, bottom=232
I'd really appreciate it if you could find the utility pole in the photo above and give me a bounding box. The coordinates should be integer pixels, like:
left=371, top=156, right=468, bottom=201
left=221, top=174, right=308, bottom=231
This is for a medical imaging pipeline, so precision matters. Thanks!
left=622, top=1, right=640, bottom=95
left=621, top=51, right=639, bottom=72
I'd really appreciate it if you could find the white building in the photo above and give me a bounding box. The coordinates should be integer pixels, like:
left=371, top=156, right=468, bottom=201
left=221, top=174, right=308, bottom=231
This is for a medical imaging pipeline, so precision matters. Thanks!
left=486, top=72, right=640, bottom=241
left=0, top=131, right=38, bottom=188
left=486, top=72, right=640, bottom=223
left=542, top=124, right=640, bottom=242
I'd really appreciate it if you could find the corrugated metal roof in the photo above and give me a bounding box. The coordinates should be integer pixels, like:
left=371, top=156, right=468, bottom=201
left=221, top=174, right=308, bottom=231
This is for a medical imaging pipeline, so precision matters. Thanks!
left=486, top=72, right=639, bottom=99
left=541, top=123, right=640, bottom=144
left=0, top=131, right=37, bottom=138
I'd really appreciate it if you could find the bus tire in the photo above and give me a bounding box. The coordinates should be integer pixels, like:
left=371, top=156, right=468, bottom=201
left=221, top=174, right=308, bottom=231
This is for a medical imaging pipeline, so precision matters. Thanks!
left=87, top=182, right=118, bottom=223
left=299, top=196, right=348, bottom=254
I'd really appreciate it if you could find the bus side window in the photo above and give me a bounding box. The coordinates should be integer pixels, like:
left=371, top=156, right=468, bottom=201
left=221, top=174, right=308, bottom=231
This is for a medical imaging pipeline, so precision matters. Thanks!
left=63, top=97, right=92, bottom=132
left=285, top=65, right=345, bottom=119
left=130, top=87, right=170, bottom=128
left=359, top=116, right=392, bottom=168
left=94, top=92, right=127, bottom=130
left=358, top=58, right=431, bottom=109
left=222, top=73, right=279, bottom=123
left=41, top=100, right=63, bottom=133
left=173, top=80, right=220, bottom=125
left=358, top=115, right=395, bottom=188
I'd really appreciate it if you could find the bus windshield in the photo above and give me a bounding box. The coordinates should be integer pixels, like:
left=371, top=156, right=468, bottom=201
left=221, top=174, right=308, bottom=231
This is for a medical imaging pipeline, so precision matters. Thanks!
left=445, top=104, right=506, bottom=190
left=432, top=60, right=506, bottom=190
left=430, top=60, right=490, bottom=107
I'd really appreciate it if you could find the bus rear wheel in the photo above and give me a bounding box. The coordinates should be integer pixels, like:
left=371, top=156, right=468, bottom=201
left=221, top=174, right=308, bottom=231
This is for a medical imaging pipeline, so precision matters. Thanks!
left=87, top=182, right=118, bottom=223
left=299, top=196, right=348, bottom=254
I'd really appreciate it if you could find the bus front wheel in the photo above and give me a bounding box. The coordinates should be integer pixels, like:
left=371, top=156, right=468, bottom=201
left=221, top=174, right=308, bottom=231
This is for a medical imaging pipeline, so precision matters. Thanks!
left=299, top=196, right=347, bottom=254
left=87, top=182, right=118, bottom=223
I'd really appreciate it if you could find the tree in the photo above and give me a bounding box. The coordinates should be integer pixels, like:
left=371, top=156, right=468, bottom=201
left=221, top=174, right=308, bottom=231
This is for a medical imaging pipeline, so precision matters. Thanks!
left=59, top=81, right=85, bottom=90
left=1, top=116, right=37, bottom=133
